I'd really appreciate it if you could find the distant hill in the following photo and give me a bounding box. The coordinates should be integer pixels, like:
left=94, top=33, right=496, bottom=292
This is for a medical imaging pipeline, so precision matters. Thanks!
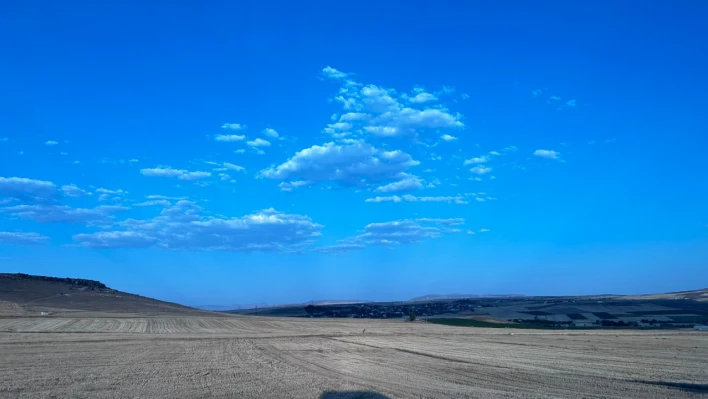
left=410, top=294, right=525, bottom=302
left=621, top=288, right=708, bottom=302
left=0, top=273, right=218, bottom=316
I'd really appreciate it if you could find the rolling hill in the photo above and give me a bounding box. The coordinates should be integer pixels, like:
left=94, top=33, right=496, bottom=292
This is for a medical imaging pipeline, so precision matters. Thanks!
left=0, top=273, right=217, bottom=316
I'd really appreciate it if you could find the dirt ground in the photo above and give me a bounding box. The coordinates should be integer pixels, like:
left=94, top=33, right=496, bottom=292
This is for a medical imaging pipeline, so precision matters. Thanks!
left=0, top=315, right=706, bottom=398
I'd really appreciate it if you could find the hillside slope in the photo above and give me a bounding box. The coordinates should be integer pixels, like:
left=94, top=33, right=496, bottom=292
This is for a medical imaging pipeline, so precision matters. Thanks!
left=0, top=273, right=217, bottom=316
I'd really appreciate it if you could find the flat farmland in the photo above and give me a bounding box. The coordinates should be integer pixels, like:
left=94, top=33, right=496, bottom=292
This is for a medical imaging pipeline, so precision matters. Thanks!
left=0, top=316, right=706, bottom=398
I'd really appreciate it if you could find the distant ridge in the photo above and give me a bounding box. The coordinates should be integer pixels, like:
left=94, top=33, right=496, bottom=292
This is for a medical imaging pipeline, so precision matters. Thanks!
left=0, top=273, right=218, bottom=316
left=410, top=294, right=525, bottom=302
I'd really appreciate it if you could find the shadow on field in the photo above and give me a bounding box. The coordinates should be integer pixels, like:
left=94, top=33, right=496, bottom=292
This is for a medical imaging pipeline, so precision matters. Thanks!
left=638, top=380, right=708, bottom=394
left=320, top=391, right=391, bottom=399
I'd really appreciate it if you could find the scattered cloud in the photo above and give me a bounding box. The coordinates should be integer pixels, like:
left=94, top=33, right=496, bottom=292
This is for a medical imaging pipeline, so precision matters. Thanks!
left=223, top=162, right=246, bottom=172
left=262, top=128, right=279, bottom=138
left=2, top=204, right=128, bottom=224
left=74, top=201, right=323, bottom=252
left=234, top=149, right=246, bottom=154
left=221, top=123, right=246, bottom=131
left=0, top=231, right=50, bottom=245
left=532, top=89, right=543, bottom=97
left=479, top=228, right=490, bottom=233
left=549, top=95, right=561, bottom=101
left=375, top=175, right=423, bottom=193
left=134, top=200, right=171, bottom=207
left=440, top=134, right=457, bottom=142
left=45, top=140, right=58, bottom=146
left=533, top=149, right=560, bottom=159
left=279, top=181, right=310, bottom=192
left=464, top=156, right=489, bottom=165
left=565, top=99, right=576, bottom=107
left=128, top=159, right=139, bottom=163
left=321, top=66, right=349, bottom=80
left=215, top=134, right=245, bottom=142
left=365, top=194, right=468, bottom=204
left=406, top=92, right=438, bottom=104
left=146, top=195, right=188, bottom=201
left=316, top=218, right=464, bottom=253
left=260, top=141, right=419, bottom=190
left=61, top=184, right=89, bottom=197
left=469, top=166, right=492, bottom=175
left=95, top=188, right=126, bottom=202
left=0, top=176, right=57, bottom=199
left=140, top=167, right=212, bottom=181
left=247, top=138, right=271, bottom=147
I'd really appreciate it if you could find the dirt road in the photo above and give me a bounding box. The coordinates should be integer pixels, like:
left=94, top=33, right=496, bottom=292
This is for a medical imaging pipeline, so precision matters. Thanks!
left=0, top=316, right=706, bottom=398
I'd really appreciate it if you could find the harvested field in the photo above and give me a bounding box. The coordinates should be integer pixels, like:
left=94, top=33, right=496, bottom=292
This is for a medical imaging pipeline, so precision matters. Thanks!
left=0, top=315, right=706, bottom=398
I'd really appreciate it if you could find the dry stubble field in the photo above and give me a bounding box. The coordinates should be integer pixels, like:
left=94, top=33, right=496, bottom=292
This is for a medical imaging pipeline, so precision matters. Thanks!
left=0, top=315, right=706, bottom=398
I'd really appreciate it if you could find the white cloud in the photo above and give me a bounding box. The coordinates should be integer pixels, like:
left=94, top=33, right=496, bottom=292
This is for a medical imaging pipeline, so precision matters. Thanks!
left=470, top=166, right=492, bottom=175
left=74, top=201, right=323, bottom=252
left=323, top=70, right=464, bottom=138
left=550, top=95, right=561, bottom=101
left=463, top=156, right=489, bottom=165
left=221, top=123, right=245, bottom=131
left=479, top=228, right=490, bottom=233
left=61, top=184, right=89, bottom=197
left=246, top=138, right=271, bottom=147
left=223, top=162, right=245, bottom=172
left=364, top=196, right=402, bottom=203
left=2, top=204, right=127, bottom=224
left=533, top=149, right=560, bottom=159
left=60, top=152, right=68, bottom=156
left=262, top=128, right=279, bottom=138
left=260, top=141, right=419, bottom=189
left=215, top=134, right=245, bottom=142
left=532, top=89, right=543, bottom=96
left=375, top=175, right=423, bottom=193
left=140, top=167, right=211, bottom=181
left=128, top=159, right=139, bottom=163
left=407, top=92, right=438, bottom=104
left=488, top=151, right=500, bottom=156
left=0, top=231, right=50, bottom=245
left=316, top=218, right=464, bottom=253
left=440, top=134, right=457, bottom=142
left=279, top=181, right=310, bottom=192
left=134, top=200, right=171, bottom=207
left=146, top=195, right=187, bottom=201
left=466, top=230, right=475, bottom=235
left=321, top=66, right=349, bottom=80
left=45, top=140, right=58, bottom=146
left=503, top=145, right=518, bottom=152
left=72, top=160, right=80, bottom=164
left=566, top=99, right=576, bottom=107
left=0, top=177, right=57, bottom=198
left=234, top=149, right=245, bottom=154
left=366, top=194, right=468, bottom=204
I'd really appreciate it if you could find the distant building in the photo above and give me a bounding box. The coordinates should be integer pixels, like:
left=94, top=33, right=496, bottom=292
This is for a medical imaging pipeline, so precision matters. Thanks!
left=40, top=311, right=49, bottom=316
left=695, top=325, right=708, bottom=331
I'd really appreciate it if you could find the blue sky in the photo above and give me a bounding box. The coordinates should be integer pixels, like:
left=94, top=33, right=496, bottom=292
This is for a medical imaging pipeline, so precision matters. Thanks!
left=1, top=1, right=707, bottom=306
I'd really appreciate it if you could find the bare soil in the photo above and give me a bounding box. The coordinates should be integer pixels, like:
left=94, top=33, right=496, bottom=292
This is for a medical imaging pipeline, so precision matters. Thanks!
left=0, top=314, right=706, bottom=398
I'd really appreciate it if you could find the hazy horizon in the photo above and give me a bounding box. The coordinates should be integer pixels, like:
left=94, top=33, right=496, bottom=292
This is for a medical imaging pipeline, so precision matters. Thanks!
left=1, top=2, right=706, bottom=305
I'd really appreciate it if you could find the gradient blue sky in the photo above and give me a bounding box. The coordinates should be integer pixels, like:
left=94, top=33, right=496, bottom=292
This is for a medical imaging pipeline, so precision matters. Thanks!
left=1, top=1, right=707, bottom=306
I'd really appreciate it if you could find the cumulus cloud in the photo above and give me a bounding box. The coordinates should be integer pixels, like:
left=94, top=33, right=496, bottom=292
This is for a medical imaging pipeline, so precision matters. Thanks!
left=61, top=184, right=89, bottom=197
left=223, top=162, right=245, bottom=172
left=0, top=177, right=57, bottom=199
left=440, top=134, right=457, bottom=142
left=95, top=188, right=127, bottom=201
left=262, top=128, right=279, bottom=138
left=221, top=123, right=245, bottom=131
left=375, top=175, right=423, bottom=193
left=316, top=218, right=464, bottom=253
left=1, top=204, right=128, bottom=224
left=463, top=156, right=489, bottom=165
left=260, top=141, right=419, bottom=189
left=247, top=138, right=271, bottom=147
left=533, top=149, right=560, bottom=159
left=215, top=134, right=245, bottom=142
left=0, top=231, right=50, bottom=245
left=45, top=140, right=58, bottom=146
left=140, top=167, right=211, bottom=181
left=73, top=201, right=323, bottom=252
left=469, top=166, right=492, bottom=175
left=365, top=194, right=468, bottom=204
left=321, top=66, right=349, bottom=80
left=321, top=68, right=464, bottom=138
